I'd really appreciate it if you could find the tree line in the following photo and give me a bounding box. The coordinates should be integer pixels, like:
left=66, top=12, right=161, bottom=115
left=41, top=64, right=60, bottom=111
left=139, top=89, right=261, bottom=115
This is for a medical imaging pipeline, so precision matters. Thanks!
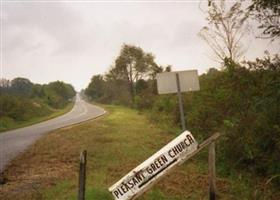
left=85, top=44, right=171, bottom=107
left=0, top=77, right=76, bottom=131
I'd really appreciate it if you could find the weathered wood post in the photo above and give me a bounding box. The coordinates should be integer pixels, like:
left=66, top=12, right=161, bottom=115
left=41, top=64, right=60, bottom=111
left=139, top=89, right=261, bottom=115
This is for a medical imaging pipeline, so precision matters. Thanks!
left=78, top=150, right=87, bottom=200
left=209, top=142, right=217, bottom=200
left=0, top=172, right=6, bottom=185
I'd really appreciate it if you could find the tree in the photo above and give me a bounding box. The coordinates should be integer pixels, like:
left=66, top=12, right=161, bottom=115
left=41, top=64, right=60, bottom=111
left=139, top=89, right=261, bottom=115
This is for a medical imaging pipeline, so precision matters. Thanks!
left=0, top=79, right=11, bottom=94
left=10, top=77, right=33, bottom=97
left=31, top=84, right=45, bottom=98
left=199, top=0, right=249, bottom=63
left=248, top=0, right=280, bottom=41
left=44, top=81, right=75, bottom=108
left=108, top=44, right=157, bottom=103
left=85, top=75, right=106, bottom=99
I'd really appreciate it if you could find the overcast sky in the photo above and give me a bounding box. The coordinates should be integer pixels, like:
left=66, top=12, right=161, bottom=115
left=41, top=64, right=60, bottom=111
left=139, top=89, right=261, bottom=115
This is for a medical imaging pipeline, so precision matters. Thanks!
left=1, top=0, right=279, bottom=91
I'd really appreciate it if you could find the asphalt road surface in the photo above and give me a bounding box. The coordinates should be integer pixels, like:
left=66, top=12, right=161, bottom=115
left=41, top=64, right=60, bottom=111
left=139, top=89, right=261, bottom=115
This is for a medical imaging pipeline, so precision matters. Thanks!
left=0, top=95, right=105, bottom=172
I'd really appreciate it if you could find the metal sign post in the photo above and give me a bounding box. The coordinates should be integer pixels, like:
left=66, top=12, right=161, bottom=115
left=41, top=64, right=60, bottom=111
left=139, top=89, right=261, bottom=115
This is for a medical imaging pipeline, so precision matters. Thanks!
left=175, top=73, right=186, bottom=131
left=156, top=70, right=200, bottom=131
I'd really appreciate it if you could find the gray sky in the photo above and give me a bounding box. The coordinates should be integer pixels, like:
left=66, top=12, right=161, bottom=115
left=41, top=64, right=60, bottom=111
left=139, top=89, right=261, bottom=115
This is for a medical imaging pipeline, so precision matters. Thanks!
left=1, top=0, right=279, bottom=91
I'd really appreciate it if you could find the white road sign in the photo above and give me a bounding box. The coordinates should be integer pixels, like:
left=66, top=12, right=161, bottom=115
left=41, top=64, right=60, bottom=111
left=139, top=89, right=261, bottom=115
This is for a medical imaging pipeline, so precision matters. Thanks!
left=156, top=70, right=200, bottom=94
left=109, top=131, right=198, bottom=200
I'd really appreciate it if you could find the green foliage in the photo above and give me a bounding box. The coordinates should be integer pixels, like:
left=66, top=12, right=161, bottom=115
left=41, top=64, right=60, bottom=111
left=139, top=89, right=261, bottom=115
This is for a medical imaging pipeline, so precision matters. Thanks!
left=44, top=81, right=76, bottom=108
left=10, top=77, right=33, bottom=97
left=85, top=46, right=280, bottom=187
left=85, top=75, right=106, bottom=99
left=31, top=83, right=45, bottom=98
left=186, top=56, right=280, bottom=184
left=0, top=78, right=76, bottom=131
left=0, top=95, right=52, bottom=123
left=0, top=116, right=15, bottom=132
left=134, top=79, right=158, bottom=110
left=85, top=44, right=161, bottom=106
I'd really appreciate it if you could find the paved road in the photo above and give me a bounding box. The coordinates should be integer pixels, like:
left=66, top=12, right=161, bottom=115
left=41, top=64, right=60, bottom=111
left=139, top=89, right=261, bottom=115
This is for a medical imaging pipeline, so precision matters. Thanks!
left=0, top=95, right=105, bottom=172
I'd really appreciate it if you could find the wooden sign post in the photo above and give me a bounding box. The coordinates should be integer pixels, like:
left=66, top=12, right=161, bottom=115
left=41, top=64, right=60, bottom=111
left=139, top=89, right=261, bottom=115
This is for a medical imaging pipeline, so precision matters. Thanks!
left=78, top=150, right=87, bottom=200
left=209, top=142, right=217, bottom=200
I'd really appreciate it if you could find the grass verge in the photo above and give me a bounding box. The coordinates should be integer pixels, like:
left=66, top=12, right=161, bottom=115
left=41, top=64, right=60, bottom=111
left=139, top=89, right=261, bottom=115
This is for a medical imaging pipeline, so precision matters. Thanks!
left=0, top=104, right=279, bottom=200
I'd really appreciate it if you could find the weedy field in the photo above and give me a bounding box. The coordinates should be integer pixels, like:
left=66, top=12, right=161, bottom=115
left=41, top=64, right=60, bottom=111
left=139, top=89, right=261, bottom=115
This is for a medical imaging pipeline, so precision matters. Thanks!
left=0, top=104, right=278, bottom=200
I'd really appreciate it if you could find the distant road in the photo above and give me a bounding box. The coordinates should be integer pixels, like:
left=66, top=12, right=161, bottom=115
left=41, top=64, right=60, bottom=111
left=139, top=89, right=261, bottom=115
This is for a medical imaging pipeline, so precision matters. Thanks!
left=0, top=95, right=105, bottom=172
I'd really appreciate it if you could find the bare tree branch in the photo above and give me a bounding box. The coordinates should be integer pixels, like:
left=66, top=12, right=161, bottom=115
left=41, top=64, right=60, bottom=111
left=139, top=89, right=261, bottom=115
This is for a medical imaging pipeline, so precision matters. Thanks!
left=199, top=0, right=249, bottom=63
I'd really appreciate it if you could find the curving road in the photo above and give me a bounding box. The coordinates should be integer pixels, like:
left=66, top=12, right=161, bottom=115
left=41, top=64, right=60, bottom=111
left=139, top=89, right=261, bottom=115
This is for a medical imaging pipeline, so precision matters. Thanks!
left=0, top=95, right=105, bottom=172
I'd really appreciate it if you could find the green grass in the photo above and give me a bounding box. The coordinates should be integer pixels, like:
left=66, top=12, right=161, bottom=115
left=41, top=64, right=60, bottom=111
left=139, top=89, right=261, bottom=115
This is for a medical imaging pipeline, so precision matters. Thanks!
left=38, top=105, right=190, bottom=200
left=0, top=101, right=74, bottom=133
left=1, top=104, right=279, bottom=200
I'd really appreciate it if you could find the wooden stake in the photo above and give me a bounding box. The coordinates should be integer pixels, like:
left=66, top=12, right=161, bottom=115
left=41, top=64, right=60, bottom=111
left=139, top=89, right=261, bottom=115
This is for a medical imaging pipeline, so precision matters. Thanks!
left=78, top=150, right=87, bottom=200
left=209, top=142, right=217, bottom=200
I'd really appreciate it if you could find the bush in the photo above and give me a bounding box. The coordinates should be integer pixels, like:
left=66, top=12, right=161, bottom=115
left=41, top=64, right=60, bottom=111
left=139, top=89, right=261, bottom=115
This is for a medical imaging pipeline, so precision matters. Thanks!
left=0, top=78, right=76, bottom=131
left=0, top=116, right=15, bottom=131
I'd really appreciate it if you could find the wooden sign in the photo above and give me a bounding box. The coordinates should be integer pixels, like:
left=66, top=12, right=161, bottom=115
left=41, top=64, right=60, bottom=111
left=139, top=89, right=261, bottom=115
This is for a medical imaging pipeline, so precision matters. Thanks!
left=109, top=131, right=198, bottom=200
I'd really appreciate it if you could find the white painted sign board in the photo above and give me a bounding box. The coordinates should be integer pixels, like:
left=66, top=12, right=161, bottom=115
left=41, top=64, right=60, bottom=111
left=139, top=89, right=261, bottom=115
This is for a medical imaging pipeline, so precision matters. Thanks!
left=109, top=131, right=198, bottom=200
left=156, top=70, right=200, bottom=94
